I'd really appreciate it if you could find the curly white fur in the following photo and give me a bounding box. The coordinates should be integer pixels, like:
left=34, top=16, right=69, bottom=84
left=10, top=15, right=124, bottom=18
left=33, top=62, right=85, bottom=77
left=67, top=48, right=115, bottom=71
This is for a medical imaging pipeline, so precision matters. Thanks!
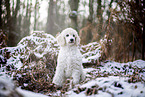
left=52, top=28, right=85, bottom=86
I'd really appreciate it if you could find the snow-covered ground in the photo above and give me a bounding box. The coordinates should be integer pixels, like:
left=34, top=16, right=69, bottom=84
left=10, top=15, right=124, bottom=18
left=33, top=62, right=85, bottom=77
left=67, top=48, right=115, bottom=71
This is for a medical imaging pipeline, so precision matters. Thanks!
left=65, top=60, right=145, bottom=97
left=0, top=75, right=48, bottom=97
left=67, top=76, right=145, bottom=97
left=0, top=31, right=145, bottom=97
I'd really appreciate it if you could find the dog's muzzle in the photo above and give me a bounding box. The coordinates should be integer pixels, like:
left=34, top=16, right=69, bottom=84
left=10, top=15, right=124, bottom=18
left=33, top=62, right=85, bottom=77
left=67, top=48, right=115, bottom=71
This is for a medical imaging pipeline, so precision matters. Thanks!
left=70, top=39, right=74, bottom=43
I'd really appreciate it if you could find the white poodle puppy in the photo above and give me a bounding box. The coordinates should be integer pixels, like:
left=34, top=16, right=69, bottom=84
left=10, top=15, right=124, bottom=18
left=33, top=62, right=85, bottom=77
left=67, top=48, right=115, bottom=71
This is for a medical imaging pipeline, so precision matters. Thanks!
left=53, top=28, right=85, bottom=87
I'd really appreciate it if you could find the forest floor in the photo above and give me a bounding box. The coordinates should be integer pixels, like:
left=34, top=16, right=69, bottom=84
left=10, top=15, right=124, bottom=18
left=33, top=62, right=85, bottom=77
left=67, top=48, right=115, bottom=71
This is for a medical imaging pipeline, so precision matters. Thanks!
left=62, top=60, right=145, bottom=97
left=0, top=31, right=145, bottom=97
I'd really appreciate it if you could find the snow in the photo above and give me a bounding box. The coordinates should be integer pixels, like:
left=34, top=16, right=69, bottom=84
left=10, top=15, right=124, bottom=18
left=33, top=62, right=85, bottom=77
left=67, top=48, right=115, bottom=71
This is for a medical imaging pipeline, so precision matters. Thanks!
left=6, top=56, right=23, bottom=69
left=66, top=73, right=145, bottom=97
left=0, top=75, right=48, bottom=97
left=64, top=60, right=145, bottom=97
left=0, top=31, right=145, bottom=97
left=100, top=60, right=145, bottom=78
left=16, top=88, right=48, bottom=97
left=0, top=31, right=59, bottom=70
left=81, top=42, right=102, bottom=64
left=67, top=90, right=112, bottom=97
left=1, top=31, right=101, bottom=71
left=81, top=80, right=97, bottom=88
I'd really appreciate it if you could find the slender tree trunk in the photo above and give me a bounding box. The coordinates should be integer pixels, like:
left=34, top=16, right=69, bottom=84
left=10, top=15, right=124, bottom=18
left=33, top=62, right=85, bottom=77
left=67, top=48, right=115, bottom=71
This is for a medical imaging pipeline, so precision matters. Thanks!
left=13, top=0, right=20, bottom=19
left=25, top=0, right=30, bottom=35
left=0, top=0, right=2, bottom=28
left=13, top=0, right=20, bottom=39
left=132, top=33, right=135, bottom=61
left=68, top=0, right=80, bottom=31
left=46, top=0, right=54, bottom=35
left=88, top=0, right=94, bottom=23
left=5, top=0, right=11, bottom=29
left=97, top=0, right=102, bottom=20
left=27, top=0, right=32, bottom=34
left=143, top=23, right=145, bottom=60
left=97, top=0, right=103, bottom=34
left=5, top=0, right=15, bottom=46
left=34, top=0, right=38, bottom=30
left=142, top=0, right=145, bottom=60
left=5, top=0, right=21, bottom=46
left=17, top=14, right=21, bottom=36
left=22, top=0, right=30, bottom=37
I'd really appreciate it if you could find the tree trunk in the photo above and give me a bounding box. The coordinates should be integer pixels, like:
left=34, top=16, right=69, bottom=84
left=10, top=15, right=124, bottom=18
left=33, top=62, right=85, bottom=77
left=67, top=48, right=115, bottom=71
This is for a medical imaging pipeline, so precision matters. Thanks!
left=88, top=0, right=94, bottom=23
left=22, top=0, right=31, bottom=37
left=0, top=0, right=2, bottom=29
left=142, top=0, right=145, bottom=60
left=142, top=24, right=145, bottom=60
left=34, top=0, right=38, bottom=30
left=5, top=0, right=21, bottom=46
left=5, top=0, right=15, bottom=46
left=27, top=0, right=32, bottom=34
left=97, top=0, right=103, bottom=36
left=13, top=0, right=20, bottom=39
left=97, top=0, right=103, bottom=27
left=68, top=0, right=80, bottom=31
left=13, top=0, right=20, bottom=19
left=5, top=0, right=11, bottom=30
left=46, top=0, right=55, bottom=35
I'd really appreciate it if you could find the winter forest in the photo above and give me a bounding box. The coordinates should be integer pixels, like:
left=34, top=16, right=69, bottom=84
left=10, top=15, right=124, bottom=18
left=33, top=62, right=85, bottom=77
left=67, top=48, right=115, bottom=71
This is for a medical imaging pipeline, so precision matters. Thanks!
left=0, top=0, right=145, bottom=97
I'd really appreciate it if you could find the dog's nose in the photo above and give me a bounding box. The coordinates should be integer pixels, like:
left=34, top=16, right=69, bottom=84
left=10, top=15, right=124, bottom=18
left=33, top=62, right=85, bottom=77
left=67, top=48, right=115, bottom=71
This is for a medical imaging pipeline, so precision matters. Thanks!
left=70, top=39, right=74, bottom=42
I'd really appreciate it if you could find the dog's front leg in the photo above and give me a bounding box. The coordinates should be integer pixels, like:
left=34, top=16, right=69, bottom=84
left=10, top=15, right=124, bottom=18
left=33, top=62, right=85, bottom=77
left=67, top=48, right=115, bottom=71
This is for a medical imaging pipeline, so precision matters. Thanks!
left=52, top=66, right=65, bottom=87
left=72, top=70, right=80, bottom=85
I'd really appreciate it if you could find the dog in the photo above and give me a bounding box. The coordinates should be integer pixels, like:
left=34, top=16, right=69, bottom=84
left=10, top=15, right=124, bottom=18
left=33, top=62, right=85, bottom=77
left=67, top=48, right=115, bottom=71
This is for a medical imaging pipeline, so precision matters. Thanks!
left=52, top=28, right=85, bottom=87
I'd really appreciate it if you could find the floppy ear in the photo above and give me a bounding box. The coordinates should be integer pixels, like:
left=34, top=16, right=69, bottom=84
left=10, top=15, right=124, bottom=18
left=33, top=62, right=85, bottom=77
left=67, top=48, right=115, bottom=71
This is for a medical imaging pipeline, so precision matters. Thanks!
left=76, top=34, right=80, bottom=46
left=56, top=33, right=65, bottom=47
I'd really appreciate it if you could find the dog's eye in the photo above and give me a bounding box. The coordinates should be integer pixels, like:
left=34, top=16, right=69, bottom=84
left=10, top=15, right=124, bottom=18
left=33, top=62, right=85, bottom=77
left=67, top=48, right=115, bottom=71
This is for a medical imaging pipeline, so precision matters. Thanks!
left=73, top=34, right=75, bottom=37
left=66, top=34, right=69, bottom=37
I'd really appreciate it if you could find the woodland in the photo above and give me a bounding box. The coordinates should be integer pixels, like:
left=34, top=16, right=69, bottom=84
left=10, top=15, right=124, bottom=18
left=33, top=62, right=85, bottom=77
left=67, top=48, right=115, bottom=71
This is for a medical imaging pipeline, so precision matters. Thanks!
left=0, top=0, right=145, bottom=97
left=0, top=0, right=144, bottom=61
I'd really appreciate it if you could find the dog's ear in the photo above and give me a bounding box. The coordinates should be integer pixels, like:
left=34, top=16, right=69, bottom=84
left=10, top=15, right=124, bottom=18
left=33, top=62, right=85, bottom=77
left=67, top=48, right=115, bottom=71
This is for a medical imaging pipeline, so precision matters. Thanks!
left=76, top=34, right=80, bottom=46
left=56, top=33, right=65, bottom=46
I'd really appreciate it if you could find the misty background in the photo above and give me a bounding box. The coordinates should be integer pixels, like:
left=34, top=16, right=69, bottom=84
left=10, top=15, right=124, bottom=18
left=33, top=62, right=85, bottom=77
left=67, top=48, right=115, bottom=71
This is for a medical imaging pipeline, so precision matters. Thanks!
left=0, top=0, right=144, bottom=61
left=0, top=0, right=145, bottom=96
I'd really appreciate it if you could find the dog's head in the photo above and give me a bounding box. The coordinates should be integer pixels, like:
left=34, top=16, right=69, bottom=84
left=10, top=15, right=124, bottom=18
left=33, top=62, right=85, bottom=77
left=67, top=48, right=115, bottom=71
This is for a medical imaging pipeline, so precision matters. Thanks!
left=56, top=28, right=80, bottom=47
